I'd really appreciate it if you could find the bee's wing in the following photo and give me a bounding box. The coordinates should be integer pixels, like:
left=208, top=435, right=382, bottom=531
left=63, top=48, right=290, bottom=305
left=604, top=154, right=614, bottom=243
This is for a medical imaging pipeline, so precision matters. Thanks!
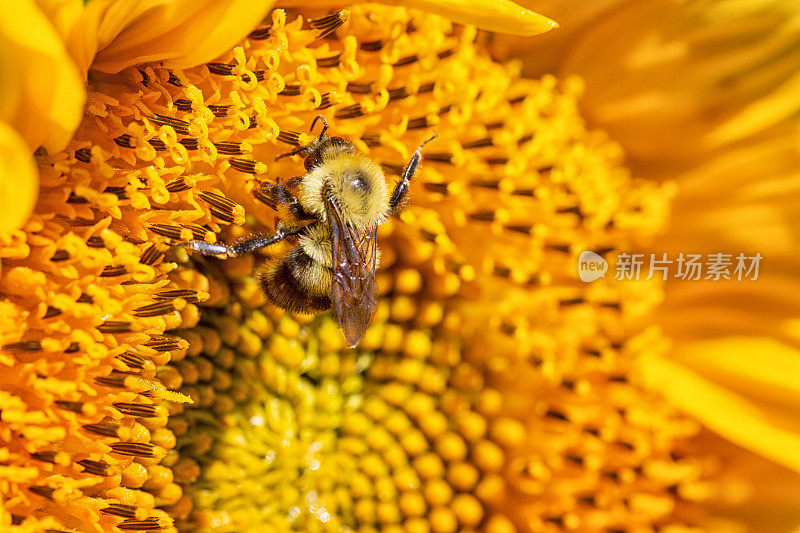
left=325, top=197, right=378, bottom=348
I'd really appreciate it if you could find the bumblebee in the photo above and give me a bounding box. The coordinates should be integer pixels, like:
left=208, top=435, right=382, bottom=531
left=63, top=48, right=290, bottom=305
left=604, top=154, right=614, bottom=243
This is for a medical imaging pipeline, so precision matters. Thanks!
left=179, top=116, right=436, bottom=347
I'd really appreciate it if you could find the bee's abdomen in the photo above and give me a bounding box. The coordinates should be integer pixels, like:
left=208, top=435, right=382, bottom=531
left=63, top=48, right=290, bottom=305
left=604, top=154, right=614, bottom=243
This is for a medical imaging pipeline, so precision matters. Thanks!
left=257, top=247, right=331, bottom=313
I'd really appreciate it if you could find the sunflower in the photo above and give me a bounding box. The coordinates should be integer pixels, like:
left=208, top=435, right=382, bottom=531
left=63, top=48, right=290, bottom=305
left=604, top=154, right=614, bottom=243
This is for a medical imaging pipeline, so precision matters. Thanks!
left=0, top=1, right=794, bottom=532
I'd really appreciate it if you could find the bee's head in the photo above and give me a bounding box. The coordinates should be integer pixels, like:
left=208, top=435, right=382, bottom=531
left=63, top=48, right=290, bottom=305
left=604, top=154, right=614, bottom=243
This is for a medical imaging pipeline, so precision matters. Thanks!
left=301, top=153, right=389, bottom=227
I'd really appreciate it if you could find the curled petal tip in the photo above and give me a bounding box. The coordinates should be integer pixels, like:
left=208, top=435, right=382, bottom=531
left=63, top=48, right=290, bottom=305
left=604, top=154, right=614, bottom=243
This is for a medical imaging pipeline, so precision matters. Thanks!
left=401, top=0, right=558, bottom=35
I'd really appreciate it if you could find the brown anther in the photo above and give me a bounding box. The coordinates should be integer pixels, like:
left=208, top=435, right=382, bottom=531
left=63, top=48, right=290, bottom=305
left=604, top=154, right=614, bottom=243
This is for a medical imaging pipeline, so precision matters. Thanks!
left=437, top=48, right=455, bottom=59
left=212, top=142, right=245, bottom=155
left=101, top=504, right=138, bottom=518
left=470, top=179, right=500, bottom=189
left=229, top=158, right=261, bottom=174
left=279, top=84, right=301, bottom=96
left=110, top=442, right=157, bottom=458
left=149, top=114, right=190, bottom=135
left=154, top=289, right=202, bottom=304
left=114, top=134, right=135, bottom=148
left=381, top=163, right=404, bottom=175
left=148, top=138, right=167, bottom=151
left=425, top=152, right=454, bottom=164
left=2, top=340, right=42, bottom=352
left=74, top=148, right=92, bottom=163
left=207, top=104, right=232, bottom=117
left=55, top=400, right=85, bottom=415
left=198, top=191, right=239, bottom=211
left=144, top=336, right=183, bottom=352
left=317, top=53, right=341, bottom=68
left=139, top=244, right=164, bottom=266
left=99, top=265, right=128, bottom=277
left=149, top=224, right=185, bottom=240
left=407, top=115, right=436, bottom=129
left=30, top=451, right=57, bottom=463
left=277, top=129, right=302, bottom=146
left=76, top=293, right=94, bottom=304
left=117, top=518, right=163, bottom=531
left=546, top=243, right=571, bottom=253
left=500, top=322, right=516, bottom=336
left=493, top=265, right=511, bottom=278
left=167, top=72, right=182, bottom=86
left=103, top=186, right=128, bottom=199
left=335, top=103, right=366, bottom=119
left=248, top=25, right=272, bottom=40
left=308, top=10, right=349, bottom=38
left=422, top=183, right=449, bottom=195
left=114, top=402, right=159, bottom=418
left=468, top=211, right=496, bottom=222
left=29, top=486, right=55, bottom=500
left=134, top=302, right=176, bottom=318
left=117, top=352, right=149, bottom=369
left=462, top=138, right=493, bottom=149
left=97, top=320, right=134, bottom=333
left=165, top=178, right=191, bottom=192
left=206, top=62, right=235, bottom=75
left=360, top=39, right=384, bottom=51
left=50, top=249, right=70, bottom=262
left=86, top=236, right=105, bottom=248
left=505, top=224, right=533, bottom=235
left=394, top=54, right=420, bottom=67
left=318, top=93, right=336, bottom=109
left=346, top=82, right=373, bottom=94
left=67, top=192, right=89, bottom=204
left=83, top=422, right=122, bottom=438
left=94, top=374, right=130, bottom=389
left=173, top=98, right=193, bottom=112
left=77, top=458, right=113, bottom=476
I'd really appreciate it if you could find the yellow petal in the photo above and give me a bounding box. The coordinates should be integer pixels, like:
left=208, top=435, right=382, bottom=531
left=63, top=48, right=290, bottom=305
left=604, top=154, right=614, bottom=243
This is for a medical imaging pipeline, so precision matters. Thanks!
left=383, top=0, right=557, bottom=35
left=89, top=0, right=275, bottom=73
left=636, top=350, right=800, bottom=474
left=281, top=0, right=558, bottom=35
left=0, top=122, right=39, bottom=234
left=0, top=0, right=84, bottom=152
left=671, top=337, right=800, bottom=410
left=521, top=0, right=800, bottom=167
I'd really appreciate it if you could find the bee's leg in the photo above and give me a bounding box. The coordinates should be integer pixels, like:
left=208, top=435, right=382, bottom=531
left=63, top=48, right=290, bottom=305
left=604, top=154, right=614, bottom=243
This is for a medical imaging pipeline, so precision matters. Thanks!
left=389, top=132, right=438, bottom=212
left=275, top=145, right=307, bottom=161
left=261, top=180, right=316, bottom=221
left=177, top=226, right=303, bottom=258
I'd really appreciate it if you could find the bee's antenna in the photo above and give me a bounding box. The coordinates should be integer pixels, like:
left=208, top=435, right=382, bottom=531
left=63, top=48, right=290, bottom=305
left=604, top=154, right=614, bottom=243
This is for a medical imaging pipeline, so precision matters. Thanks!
left=421, top=131, right=438, bottom=148
left=310, top=115, right=329, bottom=138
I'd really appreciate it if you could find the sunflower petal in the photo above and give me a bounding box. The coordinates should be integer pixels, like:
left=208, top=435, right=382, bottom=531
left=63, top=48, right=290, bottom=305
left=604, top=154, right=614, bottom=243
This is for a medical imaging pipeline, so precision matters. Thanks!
left=0, top=0, right=84, bottom=152
left=87, top=0, right=275, bottom=73
left=636, top=350, right=800, bottom=473
left=385, top=0, right=557, bottom=35
left=0, top=122, right=38, bottom=234
left=551, top=0, right=800, bottom=166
